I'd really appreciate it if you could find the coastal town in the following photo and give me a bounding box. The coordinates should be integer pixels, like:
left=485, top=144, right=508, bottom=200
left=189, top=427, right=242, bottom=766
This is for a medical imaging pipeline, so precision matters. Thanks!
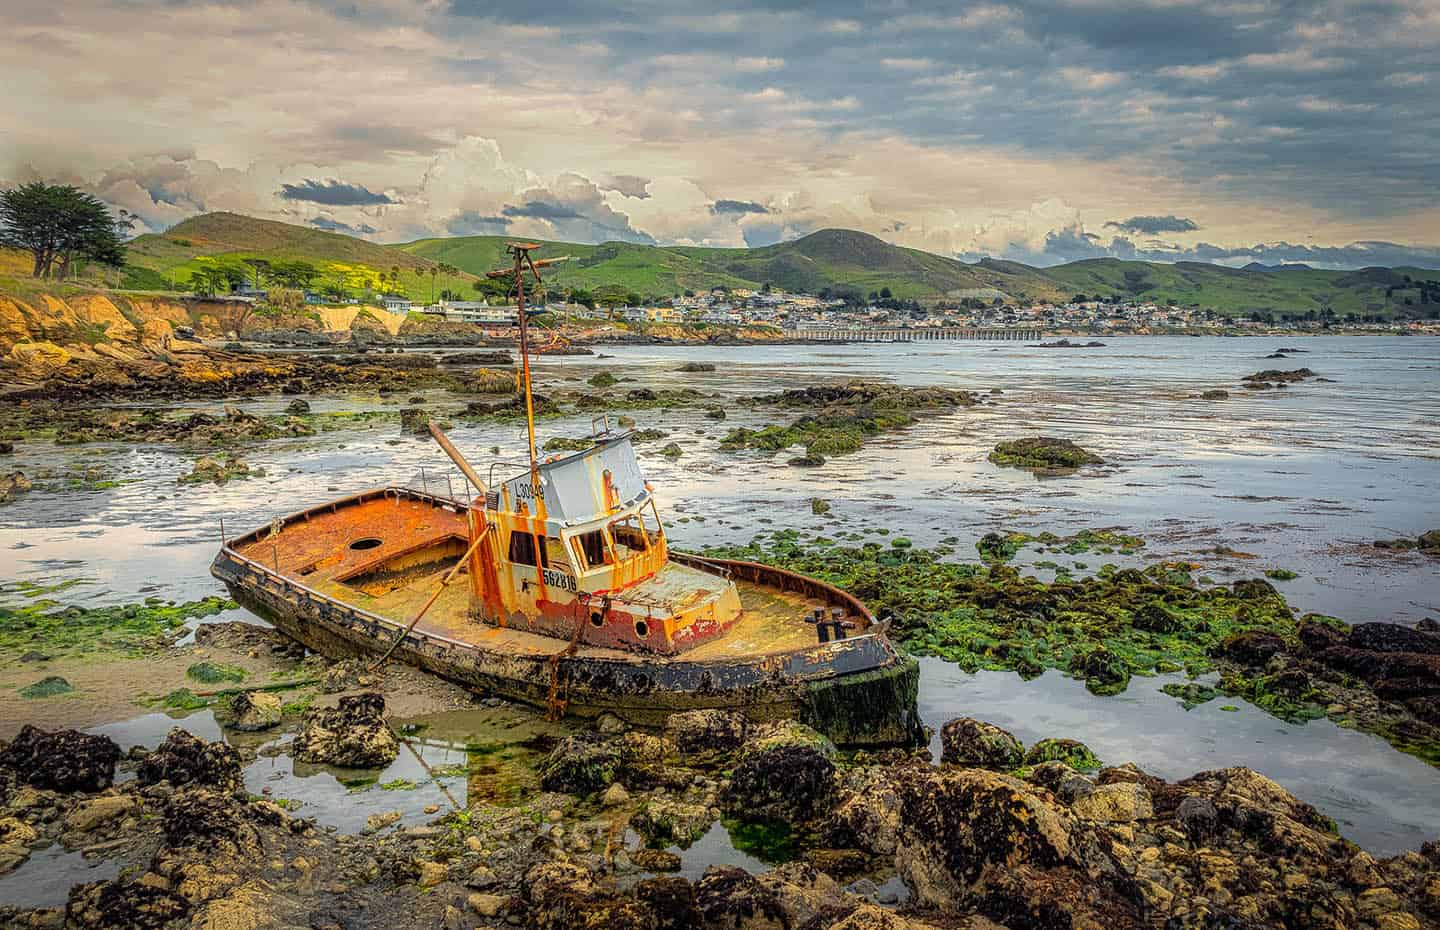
left=351, top=284, right=1440, bottom=338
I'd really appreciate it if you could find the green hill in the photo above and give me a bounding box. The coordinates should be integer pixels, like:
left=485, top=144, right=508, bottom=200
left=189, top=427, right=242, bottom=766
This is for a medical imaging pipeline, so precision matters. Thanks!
left=1041, top=258, right=1438, bottom=318
left=124, top=212, right=473, bottom=300
left=106, top=212, right=1440, bottom=318
left=404, top=227, right=1067, bottom=303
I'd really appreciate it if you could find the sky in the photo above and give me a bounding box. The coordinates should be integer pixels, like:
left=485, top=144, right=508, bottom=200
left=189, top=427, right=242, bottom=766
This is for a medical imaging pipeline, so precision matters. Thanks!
left=3, top=0, right=1438, bottom=269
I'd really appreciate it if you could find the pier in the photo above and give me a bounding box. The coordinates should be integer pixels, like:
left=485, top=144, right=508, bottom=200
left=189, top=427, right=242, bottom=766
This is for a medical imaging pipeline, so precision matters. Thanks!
left=790, top=327, right=1043, bottom=342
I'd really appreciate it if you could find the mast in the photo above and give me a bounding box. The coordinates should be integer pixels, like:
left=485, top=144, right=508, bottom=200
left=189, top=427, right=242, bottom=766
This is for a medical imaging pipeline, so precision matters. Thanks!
left=486, top=243, right=567, bottom=492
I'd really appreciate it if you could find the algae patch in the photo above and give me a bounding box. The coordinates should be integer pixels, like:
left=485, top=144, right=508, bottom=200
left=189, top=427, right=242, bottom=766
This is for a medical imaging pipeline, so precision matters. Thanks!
left=0, top=587, right=236, bottom=658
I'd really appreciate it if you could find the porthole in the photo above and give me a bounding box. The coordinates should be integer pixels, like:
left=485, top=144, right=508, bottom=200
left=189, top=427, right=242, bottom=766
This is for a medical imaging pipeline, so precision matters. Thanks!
left=634, top=619, right=649, bottom=639
left=590, top=612, right=604, bottom=627
left=349, top=537, right=383, bottom=551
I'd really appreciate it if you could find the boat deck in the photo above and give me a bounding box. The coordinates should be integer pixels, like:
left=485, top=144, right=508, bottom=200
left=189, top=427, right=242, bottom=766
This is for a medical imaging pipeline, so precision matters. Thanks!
left=233, top=493, right=832, bottom=663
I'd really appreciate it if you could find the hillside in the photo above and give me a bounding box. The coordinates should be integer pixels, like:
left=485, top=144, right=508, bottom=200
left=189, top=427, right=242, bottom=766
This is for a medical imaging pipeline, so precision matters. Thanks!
left=1042, top=258, right=1439, bottom=318
left=399, top=236, right=756, bottom=295
left=55, top=212, right=1435, bottom=318
left=405, top=228, right=1067, bottom=303
left=123, top=212, right=474, bottom=300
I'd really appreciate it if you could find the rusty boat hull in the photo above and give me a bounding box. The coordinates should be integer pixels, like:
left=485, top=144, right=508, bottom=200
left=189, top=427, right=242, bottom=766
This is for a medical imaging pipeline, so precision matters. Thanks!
left=210, top=486, right=923, bottom=747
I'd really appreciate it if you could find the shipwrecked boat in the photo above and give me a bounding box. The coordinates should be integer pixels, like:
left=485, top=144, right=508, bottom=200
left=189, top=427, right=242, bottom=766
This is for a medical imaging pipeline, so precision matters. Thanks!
left=211, top=244, right=920, bottom=746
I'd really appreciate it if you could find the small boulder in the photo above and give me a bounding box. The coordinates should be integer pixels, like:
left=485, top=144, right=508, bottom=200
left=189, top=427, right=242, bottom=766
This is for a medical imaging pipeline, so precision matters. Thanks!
left=137, top=728, right=244, bottom=793
left=722, top=743, right=835, bottom=824
left=696, top=865, right=788, bottom=930
left=0, top=725, right=121, bottom=792
left=938, top=717, right=1024, bottom=770
left=665, top=708, right=747, bottom=755
left=1070, top=646, right=1131, bottom=695
left=228, top=691, right=283, bottom=731
left=1024, top=738, right=1100, bottom=770
left=284, top=398, right=311, bottom=415
left=293, top=693, right=399, bottom=768
left=1212, top=629, right=1287, bottom=666
left=537, top=732, right=620, bottom=795
left=64, top=795, right=137, bottom=834
left=633, top=798, right=715, bottom=846
left=1069, top=781, right=1153, bottom=822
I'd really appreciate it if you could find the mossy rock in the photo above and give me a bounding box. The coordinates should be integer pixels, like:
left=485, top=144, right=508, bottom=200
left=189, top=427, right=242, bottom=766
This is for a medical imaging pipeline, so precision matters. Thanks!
left=19, top=676, right=75, bottom=699
left=186, top=662, right=246, bottom=684
left=588, top=371, right=618, bottom=388
left=1023, top=738, right=1100, bottom=771
left=988, top=436, right=1103, bottom=471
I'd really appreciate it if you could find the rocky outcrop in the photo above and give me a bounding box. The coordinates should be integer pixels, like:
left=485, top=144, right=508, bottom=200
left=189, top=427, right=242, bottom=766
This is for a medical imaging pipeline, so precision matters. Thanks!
left=537, top=732, right=621, bottom=795
left=722, top=742, right=836, bottom=824
left=0, top=725, right=120, bottom=792
left=938, top=717, right=1023, bottom=770
left=136, top=728, right=244, bottom=793
left=227, top=690, right=282, bottom=731
left=293, top=692, right=399, bottom=768
left=988, top=436, right=1104, bottom=471
left=665, top=708, right=747, bottom=756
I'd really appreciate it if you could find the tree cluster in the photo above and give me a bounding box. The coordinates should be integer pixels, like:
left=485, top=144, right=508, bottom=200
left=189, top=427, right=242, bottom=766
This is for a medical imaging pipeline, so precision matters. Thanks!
left=0, top=183, right=130, bottom=279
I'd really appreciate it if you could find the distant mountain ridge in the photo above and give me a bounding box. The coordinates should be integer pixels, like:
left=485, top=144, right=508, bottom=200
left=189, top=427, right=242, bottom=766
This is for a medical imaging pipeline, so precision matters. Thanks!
left=121, top=212, right=1439, bottom=319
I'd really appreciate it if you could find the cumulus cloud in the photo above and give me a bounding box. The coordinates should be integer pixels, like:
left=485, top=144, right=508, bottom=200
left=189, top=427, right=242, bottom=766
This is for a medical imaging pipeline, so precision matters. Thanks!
left=711, top=199, right=770, bottom=215
left=279, top=178, right=394, bottom=206
left=503, top=201, right=584, bottom=220
left=598, top=174, right=651, bottom=199
left=1105, top=215, right=1201, bottom=235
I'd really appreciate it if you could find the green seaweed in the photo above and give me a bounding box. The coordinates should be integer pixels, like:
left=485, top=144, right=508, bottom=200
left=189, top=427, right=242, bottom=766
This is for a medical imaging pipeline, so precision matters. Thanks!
left=186, top=662, right=246, bottom=684
left=0, top=590, right=235, bottom=658
left=19, top=676, right=75, bottom=698
left=1161, top=682, right=1219, bottom=710
left=722, top=818, right=798, bottom=864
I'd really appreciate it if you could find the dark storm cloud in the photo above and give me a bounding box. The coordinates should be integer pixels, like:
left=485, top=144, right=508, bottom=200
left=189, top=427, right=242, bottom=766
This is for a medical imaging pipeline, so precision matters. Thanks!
left=1106, top=215, right=1200, bottom=235
left=309, top=216, right=378, bottom=235
left=279, top=178, right=393, bottom=206
left=502, top=201, right=585, bottom=220
left=711, top=199, right=769, bottom=215
left=445, top=212, right=512, bottom=236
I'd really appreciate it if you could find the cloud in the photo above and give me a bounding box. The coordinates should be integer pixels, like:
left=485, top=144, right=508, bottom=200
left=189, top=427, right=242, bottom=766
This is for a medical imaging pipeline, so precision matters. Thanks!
left=309, top=216, right=377, bottom=235
left=1105, top=215, right=1201, bottom=235
left=711, top=199, right=770, bottom=215
left=278, top=178, right=394, bottom=206
left=502, top=201, right=584, bottom=220
left=599, top=174, right=651, bottom=199
left=444, top=212, right=512, bottom=236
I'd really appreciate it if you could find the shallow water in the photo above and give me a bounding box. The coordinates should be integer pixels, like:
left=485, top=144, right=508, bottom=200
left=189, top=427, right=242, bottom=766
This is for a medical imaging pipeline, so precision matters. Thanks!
left=3, top=336, right=1439, bottom=863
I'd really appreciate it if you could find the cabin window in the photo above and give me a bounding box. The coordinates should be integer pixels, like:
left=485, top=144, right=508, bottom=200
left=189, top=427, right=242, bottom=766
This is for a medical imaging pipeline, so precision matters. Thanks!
left=609, top=515, right=650, bottom=558
left=544, top=537, right=571, bottom=570
left=643, top=502, right=664, bottom=544
left=508, top=530, right=539, bottom=567
left=571, top=529, right=613, bottom=570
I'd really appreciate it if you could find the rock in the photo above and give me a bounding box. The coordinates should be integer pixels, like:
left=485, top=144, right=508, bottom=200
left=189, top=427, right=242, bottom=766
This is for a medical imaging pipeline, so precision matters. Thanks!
left=416, top=860, right=447, bottom=888
left=1232, top=577, right=1286, bottom=603
left=810, top=497, right=831, bottom=515
left=1069, top=781, right=1153, bottom=822
left=1212, top=629, right=1288, bottom=666
left=696, top=865, right=788, bottom=930
left=788, top=453, right=826, bottom=467
left=160, top=788, right=264, bottom=862
left=1023, top=738, right=1100, bottom=770
left=228, top=691, right=282, bottom=731
left=722, top=743, right=835, bottom=824
left=0, top=441, right=12, bottom=454
left=633, top=798, right=714, bottom=846
left=0, top=470, right=34, bottom=503
left=65, top=795, right=137, bottom=834
left=1, top=816, right=39, bottom=874
left=137, top=729, right=244, bottom=793
left=65, top=879, right=190, bottom=930
left=1176, top=795, right=1220, bottom=843
left=468, top=892, right=507, bottom=918
left=1070, top=646, right=1131, bottom=695
left=1242, top=368, right=1314, bottom=383
left=537, top=732, right=620, bottom=795
left=631, top=848, right=683, bottom=872
left=659, top=442, right=683, bottom=458
left=284, top=398, right=310, bottom=415
left=602, top=782, right=631, bottom=807
left=635, top=875, right=702, bottom=930
left=293, top=693, right=399, bottom=768
left=1202, top=389, right=1230, bottom=400
left=939, top=718, right=1024, bottom=770
left=893, top=767, right=1074, bottom=911
left=742, top=719, right=837, bottom=759
left=523, top=861, right=653, bottom=930
left=363, top=811, right=401, bottom=834
left=595, top=712, right=629, bottom=735
left=1348, top=623, right=1440, bottom=655
left=988, top=436, right=1103, bottom=471
left=665, top=708, right=747, bottom=755
left=0, top=725, right=121, bottom=792
left=17, top=675, right=74, bottom=698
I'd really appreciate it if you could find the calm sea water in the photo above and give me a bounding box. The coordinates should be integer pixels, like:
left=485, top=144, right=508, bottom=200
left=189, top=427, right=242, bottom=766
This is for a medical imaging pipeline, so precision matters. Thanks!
left=2, top=335, right=1438, bottom=855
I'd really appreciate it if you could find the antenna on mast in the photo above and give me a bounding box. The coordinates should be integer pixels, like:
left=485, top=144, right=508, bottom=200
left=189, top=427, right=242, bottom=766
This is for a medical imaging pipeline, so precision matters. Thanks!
left=486, top=244, right=568, bottom=484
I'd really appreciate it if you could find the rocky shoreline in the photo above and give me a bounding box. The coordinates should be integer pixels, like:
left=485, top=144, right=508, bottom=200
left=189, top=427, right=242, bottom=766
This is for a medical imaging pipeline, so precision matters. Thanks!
left=3, top=697, right=1438, bottom=930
